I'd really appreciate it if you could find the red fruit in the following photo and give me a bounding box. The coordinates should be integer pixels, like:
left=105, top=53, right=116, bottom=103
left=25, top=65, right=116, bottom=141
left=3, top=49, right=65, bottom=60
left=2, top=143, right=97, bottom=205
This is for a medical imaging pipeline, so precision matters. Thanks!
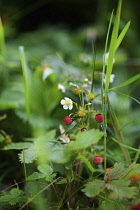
left=93, top=156, right=103, bottom=165
left=135, top=204, right=140, bottom=210
left=106, top=168, right=111, bottom=173
left=130, top=174, right=140, bottom=183
left=74, top=88, right=81, bottom=95
left=63, top=116, right=72, bottom=125
left=95, top=114, right=103, bottom=123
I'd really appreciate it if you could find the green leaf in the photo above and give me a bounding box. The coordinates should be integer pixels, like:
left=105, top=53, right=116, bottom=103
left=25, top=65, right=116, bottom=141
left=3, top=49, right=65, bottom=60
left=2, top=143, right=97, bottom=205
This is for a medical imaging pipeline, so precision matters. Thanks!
left=48, top=142, right=71, bottom=163
left=76, top=155, right=95, bottom=173
left=27, top=172, right=45, bottom=180
left=106, top=180, right=137, bottom=199
left=0, top=188, right=24, bottom=205
left=3, top=142, right=33, bottom=150
left=100, top=200, right=120, bottom=210
left=0, top=114, right=7, bottom=121
left=107, top=162, right=127, bottom=180
left=18, top=147, right=37, bottom=164
left=37, top=164, right=53, bottom=176
left=105, top=162, right=139, bottom=182
left=45, top=173, right=56, bottom=182
left=66, top=129, right=104, bottom=152
left=56, top=178, right=67, bottom=185
left=115, top=21, right=130, bottom=51
left=0, top=195, right=12, bottom=202
left=56, top=121, right=77, bottom=141
left=109, top=73, right=140, bottom=91
left=82, top=180, right=105, bottom=197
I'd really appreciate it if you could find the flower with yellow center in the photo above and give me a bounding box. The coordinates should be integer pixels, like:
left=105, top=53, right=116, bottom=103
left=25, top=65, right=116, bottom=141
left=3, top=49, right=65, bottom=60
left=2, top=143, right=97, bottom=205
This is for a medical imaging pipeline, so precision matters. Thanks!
left=60, top=97, right=73, bottom=110
left=57, top=84, right=65, bottom=93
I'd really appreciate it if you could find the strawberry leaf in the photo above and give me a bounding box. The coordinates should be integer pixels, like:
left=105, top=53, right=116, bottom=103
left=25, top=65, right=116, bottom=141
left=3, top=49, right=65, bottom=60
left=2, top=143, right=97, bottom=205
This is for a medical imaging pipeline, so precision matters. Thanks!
left=106, top=180, right=137, bottom=199
left=82, top=180, right=105, bottom=197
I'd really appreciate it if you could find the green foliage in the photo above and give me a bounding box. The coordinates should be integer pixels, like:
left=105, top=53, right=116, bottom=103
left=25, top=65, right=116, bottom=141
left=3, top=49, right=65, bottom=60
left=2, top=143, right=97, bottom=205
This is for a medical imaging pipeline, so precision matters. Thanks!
left=2, top=142, right=33, bottom=150
left=19, top=46, right=30, bottom=121
left=82, top=163, right=139, bottom=203
left=27, top=164, right=56, bottom=182
left=100, top=200, right=122, bottom=210
left=0, top=17, right=6, bottom=56
left=66, top=129, right=104, bottom=152
left=76, top=155, right=95, bottom=173
left=0, top=188, right=26, bottom=206
left=105, top=180, right=136, bottom=199
left=82, top=180, right=105, bottom=197
left=109, top=73, right=140, bottom=91
left=0, top=0, right=139, bottom=209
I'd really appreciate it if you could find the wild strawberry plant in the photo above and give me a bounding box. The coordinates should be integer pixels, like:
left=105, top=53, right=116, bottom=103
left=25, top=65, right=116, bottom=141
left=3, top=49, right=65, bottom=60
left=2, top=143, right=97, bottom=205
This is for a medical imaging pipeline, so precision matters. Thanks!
left=0, top=0, right=140, bottom=209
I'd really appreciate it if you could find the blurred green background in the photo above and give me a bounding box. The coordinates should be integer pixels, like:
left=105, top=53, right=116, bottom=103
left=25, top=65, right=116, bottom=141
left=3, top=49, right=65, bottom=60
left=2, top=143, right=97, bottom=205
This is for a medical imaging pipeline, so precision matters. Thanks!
left=0, top=0, right=139, bottom=191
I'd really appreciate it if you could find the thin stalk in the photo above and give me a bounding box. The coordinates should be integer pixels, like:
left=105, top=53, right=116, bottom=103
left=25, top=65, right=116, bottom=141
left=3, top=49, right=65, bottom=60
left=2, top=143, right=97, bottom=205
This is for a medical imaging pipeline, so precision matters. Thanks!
left=23, top=149, right=28, bottom=209
left=18, top=177, right=62, bottom=210
left=101, top=11, right=114, bottom=172
left=90, top=44, right=96, bottom=92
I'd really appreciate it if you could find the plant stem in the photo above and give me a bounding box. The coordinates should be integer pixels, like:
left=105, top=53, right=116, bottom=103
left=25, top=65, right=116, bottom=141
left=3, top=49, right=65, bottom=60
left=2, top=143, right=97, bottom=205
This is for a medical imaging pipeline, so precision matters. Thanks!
left=133, top=145, right=140, bottom=163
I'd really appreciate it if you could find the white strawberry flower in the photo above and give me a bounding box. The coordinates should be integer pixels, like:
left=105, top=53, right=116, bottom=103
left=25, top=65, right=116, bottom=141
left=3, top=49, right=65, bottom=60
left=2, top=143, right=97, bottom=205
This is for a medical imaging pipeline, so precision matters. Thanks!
left=58, top=84, right=65, bottom=93
left=60, top=97, right=73, bottom=110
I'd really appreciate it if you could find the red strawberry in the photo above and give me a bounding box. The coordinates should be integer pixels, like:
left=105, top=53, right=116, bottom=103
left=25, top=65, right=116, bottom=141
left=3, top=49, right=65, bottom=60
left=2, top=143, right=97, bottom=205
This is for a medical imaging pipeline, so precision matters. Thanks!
left=63, top=116, right=72, bottom=125
left=93, top=156, right=103, bottom=165
left=135, top=204, right=140, bottom=210
left=95, top=114, right=103, bottom=123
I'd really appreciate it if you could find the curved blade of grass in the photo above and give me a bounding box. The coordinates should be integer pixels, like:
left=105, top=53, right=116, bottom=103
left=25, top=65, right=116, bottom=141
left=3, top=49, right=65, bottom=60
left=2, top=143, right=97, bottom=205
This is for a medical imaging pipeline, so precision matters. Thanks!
left=112, top=90, right=140, bottom=105
left=0, top=17, right=6, bottom=57
left=19, top=46, right=30, bottom=121
left=109, top=73, right=140, bottom=91
left=119, top=113, right=140, bottom=132
left=115, top=21, right=131, bottom=51
left=76, top=155, right=95, bottom=172
left=112, top=138, right=140, bottom=153
left=105, top=0, right=122, bottom=93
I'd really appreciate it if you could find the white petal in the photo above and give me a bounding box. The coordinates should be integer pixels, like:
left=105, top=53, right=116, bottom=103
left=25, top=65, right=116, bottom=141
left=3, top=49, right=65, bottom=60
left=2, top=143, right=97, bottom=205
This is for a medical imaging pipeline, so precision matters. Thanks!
left=63, top=105, right=68, bottom=110
left=64, top=97, right=70, bottom=101
left=69, top=104, right=73, bottom=110
left=61, top=88, right=65, bottom=93
left=42, top=68, right=54, bottom=81
left=61, top=99, right=65, bottom=105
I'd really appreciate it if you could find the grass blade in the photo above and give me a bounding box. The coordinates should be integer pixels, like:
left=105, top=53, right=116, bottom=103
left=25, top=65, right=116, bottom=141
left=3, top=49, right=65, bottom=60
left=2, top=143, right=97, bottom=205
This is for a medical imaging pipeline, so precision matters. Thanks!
left=109, top=73, right=140, bottom=91
left=105, top=0, right=122, bottom=93
left=76, top=155, right=95, bottom=173
left=115, top=21, right=131, bottom=51
left=112, top=138, right=140, bottom=153
left=19, top=46, right=30, bottom=121
left=0, top=17, right=6, bottom=57
left=108, top=98, right=131, bottom=165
